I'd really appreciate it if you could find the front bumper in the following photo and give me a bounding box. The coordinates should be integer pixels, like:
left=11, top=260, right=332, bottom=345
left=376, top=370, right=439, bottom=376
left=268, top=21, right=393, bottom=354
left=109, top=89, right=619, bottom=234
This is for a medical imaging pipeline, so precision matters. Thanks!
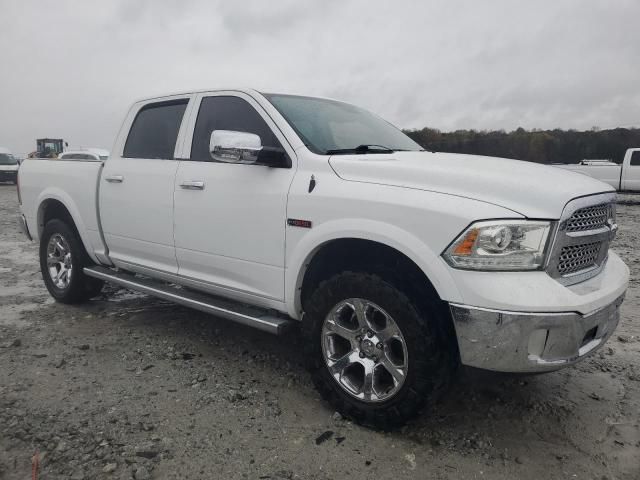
left=450, top=294, right=624, bottom=372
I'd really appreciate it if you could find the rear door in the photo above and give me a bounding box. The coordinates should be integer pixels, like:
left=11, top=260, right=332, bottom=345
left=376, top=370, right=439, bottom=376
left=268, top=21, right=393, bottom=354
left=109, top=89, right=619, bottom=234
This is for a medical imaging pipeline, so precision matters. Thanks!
left=99, top=96, right=193, bottom=274
left=173, top=92, right=297, bottom=303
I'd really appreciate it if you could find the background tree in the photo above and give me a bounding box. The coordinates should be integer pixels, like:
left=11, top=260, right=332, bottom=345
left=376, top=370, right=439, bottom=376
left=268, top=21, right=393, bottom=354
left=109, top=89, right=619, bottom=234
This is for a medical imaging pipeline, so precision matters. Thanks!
left=404, top=127, right=640, bottom=164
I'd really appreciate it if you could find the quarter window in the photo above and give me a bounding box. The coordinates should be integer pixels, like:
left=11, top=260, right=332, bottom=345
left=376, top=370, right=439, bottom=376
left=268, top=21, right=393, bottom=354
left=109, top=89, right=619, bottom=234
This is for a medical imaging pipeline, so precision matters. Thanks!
left=124, top=100, right=188, bottom=160
left=190, top=96, right=283, bottom=162
left=630, top=151, right=640, bottom=166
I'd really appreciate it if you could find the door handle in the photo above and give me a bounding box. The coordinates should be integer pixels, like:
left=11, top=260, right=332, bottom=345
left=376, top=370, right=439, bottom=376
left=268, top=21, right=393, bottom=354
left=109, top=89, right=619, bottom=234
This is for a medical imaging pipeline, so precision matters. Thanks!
left=105, top=175, right=124, bottom=183
left=179, top=181, right=205, bottom=190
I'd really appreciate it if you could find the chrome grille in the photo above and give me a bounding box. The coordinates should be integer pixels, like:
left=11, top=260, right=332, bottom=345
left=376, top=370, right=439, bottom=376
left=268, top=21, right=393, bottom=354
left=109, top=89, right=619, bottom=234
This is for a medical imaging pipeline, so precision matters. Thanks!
left=565, top=204, right=610, bottom=232
left=547, top=193, right=616, bottom=285
left=557, top=241, right=602, bottom=275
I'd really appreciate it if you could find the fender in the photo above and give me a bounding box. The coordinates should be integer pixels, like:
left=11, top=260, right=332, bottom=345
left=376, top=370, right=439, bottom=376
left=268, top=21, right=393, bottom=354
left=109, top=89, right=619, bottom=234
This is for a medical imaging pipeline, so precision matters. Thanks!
left=35, top=188, right=101, bottom=265
left=284, top=218, right=464, bottom=319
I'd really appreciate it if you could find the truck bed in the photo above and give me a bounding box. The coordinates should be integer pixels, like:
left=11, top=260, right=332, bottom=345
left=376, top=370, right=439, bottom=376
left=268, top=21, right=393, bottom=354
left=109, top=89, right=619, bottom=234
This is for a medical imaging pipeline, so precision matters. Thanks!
left=19, top=158, right=107, bottom=263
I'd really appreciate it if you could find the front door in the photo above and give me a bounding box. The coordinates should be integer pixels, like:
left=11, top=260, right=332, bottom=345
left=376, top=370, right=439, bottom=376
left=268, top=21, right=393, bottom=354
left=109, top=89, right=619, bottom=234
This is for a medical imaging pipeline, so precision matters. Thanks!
left=622, top=150, right=640, bottom=191
left=100, top=98, right=190, bottom=274
left=173, top=93, right=296, bottom=302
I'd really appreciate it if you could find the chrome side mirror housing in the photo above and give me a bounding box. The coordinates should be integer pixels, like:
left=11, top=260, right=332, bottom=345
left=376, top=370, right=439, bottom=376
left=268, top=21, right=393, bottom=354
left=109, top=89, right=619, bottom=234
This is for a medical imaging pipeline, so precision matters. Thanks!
left=210, top=130, right=262, bottom=164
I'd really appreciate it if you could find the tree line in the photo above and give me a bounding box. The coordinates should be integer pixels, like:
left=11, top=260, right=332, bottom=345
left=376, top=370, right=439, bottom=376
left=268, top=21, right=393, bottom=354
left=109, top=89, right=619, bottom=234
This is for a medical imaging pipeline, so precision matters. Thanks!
left=403, top=127, right=640, bottom=164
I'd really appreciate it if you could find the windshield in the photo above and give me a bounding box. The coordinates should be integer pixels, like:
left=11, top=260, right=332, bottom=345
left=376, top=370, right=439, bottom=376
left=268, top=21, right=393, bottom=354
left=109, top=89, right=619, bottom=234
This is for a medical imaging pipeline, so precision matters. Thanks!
left=0, top=154, right=17, bottom=165
left=263, top=94, right=422, bottom=155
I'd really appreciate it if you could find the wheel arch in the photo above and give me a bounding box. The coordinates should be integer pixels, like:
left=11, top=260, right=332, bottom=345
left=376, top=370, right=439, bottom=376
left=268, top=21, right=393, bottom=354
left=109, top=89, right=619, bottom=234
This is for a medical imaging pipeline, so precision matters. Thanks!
left=286, top=221, right=463, bottom=320
left=36, top=192, right=100, bottom=264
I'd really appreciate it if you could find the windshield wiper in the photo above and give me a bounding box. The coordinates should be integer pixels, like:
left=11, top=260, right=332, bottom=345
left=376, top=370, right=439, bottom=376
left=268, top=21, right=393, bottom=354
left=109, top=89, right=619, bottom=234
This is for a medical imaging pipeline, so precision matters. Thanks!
left=325, top=144, right=395, bottom=155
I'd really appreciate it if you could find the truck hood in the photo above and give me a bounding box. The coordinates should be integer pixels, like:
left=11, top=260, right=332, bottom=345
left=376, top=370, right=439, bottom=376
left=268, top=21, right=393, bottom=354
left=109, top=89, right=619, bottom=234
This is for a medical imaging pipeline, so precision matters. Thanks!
left=329, top=151, right=614, bottom=218
left=0, top=165, right=18, bottom=172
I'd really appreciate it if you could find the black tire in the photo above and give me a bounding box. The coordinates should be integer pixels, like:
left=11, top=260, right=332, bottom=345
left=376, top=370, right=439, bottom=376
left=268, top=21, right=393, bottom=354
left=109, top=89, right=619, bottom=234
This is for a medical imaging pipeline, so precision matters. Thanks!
left=303, top=271, right=456, bottom=430
left=39, top=219, right=104, bottom=304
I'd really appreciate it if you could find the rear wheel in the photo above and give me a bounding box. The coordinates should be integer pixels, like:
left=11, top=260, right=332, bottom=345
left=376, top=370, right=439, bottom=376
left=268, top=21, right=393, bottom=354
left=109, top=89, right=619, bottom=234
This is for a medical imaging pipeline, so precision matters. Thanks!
left=303, top=271, right=456, bottom=430
left=39, top=219, right=104, bottom=303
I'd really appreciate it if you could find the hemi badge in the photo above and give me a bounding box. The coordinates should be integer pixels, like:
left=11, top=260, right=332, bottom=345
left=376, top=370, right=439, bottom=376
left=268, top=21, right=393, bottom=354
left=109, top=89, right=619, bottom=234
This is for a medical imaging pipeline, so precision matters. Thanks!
left=287, top=218, right=312, bottom=229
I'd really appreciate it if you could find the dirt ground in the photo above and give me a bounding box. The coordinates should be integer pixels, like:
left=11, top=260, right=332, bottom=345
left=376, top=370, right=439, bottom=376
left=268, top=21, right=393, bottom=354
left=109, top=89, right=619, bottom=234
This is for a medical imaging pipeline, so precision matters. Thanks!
left=0, top=184, right=638, bottom=480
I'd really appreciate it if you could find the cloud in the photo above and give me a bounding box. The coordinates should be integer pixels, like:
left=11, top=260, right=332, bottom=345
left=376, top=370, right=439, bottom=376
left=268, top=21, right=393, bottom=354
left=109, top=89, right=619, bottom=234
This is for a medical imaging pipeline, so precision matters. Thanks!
left=1, top=0, right=639, bottom=154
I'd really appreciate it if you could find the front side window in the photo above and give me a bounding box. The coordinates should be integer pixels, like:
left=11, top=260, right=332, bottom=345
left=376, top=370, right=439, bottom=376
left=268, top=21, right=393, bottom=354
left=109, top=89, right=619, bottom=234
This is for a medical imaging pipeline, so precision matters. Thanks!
left=124, top=99, right=188, bottom=160
left=191, top=96, right=283, bottom=162
left=263, top=93, right=423, bottom=155
left=630, top=151, right=640, bottom=166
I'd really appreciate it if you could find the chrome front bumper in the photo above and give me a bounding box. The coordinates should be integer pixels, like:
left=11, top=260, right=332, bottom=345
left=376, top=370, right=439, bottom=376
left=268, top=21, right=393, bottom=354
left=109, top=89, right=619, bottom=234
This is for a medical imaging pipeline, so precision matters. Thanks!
left=450, top=295, right=624, bottom=373
left=17, top=214, right=32, bottom=241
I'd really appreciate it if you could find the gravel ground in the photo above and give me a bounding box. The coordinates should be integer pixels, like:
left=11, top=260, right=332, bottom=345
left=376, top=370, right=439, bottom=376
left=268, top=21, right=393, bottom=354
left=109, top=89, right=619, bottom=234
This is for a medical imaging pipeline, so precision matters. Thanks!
left=0, top=184, right=639, bottom=480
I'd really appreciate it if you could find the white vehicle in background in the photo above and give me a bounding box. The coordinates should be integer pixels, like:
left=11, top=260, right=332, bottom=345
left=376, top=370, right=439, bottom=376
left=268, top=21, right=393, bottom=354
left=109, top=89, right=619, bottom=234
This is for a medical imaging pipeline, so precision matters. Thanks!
left=16, top=89, right=629, bottom=428
left=59, top=148, right=109, bottom=161
left=0, top=147, right=19, bottom=184
left=554, top=148, right=640, bottom=192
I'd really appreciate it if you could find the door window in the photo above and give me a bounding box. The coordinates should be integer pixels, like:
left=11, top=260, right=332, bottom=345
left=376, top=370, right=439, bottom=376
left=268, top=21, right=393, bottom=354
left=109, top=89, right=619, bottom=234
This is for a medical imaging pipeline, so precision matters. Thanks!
left=630, top=151, right=640, bottom=166
left=190, top=96, right=282, bottom=162
left=123, top=99, right=188, bottom=160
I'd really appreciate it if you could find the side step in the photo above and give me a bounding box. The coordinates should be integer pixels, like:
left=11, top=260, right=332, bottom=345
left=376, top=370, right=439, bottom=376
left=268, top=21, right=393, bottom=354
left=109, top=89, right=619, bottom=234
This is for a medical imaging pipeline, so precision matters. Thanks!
left=84, top=266, right=293, bottom=335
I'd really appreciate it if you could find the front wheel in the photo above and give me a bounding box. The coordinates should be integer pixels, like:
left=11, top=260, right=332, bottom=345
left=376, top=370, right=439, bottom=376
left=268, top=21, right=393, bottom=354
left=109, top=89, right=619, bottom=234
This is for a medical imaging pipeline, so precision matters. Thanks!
left=303, top=272, right=456, bottom=429
left=39, top=219, right=104, bottom=304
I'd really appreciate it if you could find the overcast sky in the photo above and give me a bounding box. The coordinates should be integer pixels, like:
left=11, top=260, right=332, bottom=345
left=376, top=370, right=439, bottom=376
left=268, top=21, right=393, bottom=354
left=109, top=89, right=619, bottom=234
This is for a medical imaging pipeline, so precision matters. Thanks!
left=1, top=0, right=639, bottom=154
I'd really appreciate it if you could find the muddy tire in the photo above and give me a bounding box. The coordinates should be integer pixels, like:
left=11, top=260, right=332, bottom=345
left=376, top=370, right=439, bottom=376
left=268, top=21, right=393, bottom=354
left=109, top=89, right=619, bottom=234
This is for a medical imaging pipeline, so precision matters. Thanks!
left=39, top=219, right=104, bottom=304
left=303, top=271, right=456, bottom=430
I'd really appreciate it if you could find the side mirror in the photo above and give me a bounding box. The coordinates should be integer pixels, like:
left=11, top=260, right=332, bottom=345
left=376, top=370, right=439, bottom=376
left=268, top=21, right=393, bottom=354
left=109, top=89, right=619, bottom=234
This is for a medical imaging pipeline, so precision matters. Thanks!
left=210, top=130, right=262, bottom=164
left=209, top=130, right=290, bottom=168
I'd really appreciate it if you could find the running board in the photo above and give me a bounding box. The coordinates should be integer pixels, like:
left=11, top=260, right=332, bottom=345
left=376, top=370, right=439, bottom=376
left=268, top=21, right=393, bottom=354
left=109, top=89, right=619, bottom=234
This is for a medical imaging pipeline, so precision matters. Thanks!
left=84, top=266, right=293, bottom=335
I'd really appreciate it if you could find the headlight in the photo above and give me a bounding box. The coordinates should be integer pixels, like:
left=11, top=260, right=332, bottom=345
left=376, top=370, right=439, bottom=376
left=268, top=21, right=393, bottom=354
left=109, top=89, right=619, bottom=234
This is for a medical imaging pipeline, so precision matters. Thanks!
left=443, top=220, right=552, bottom=271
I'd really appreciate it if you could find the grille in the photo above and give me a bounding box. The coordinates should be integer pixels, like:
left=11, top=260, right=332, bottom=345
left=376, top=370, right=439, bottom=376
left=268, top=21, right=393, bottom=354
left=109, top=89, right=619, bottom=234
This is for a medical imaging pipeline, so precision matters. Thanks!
left=548, top=194, right=615, bottom=284
left=557, top=241, right=602, bottom=275
left=565, top=204, right=610, bottom=232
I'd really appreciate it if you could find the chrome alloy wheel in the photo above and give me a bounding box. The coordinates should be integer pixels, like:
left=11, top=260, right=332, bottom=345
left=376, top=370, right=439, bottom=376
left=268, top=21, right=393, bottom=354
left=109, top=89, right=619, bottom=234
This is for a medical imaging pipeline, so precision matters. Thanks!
left=321, top=298, right=408, bottom=403
left=46, top=233, right=73, bottom=289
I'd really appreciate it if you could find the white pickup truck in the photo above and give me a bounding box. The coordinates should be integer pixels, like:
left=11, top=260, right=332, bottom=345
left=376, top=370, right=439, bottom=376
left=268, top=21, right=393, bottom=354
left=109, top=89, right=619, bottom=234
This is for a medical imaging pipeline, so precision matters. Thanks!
left=17, top=89, right=629, bottom=428
left=58, top=148, right=110, bottom=161
left=554, top=148, right=640, bottom=192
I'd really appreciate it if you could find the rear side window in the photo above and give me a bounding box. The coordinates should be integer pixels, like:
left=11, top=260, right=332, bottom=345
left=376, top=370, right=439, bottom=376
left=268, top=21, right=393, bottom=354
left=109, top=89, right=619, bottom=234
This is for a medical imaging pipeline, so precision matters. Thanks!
left=631, top=151, right=640, bottom=166
left=124, top=100, right=188, bottom=159
left=190, top=96, right=282, bottom=162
